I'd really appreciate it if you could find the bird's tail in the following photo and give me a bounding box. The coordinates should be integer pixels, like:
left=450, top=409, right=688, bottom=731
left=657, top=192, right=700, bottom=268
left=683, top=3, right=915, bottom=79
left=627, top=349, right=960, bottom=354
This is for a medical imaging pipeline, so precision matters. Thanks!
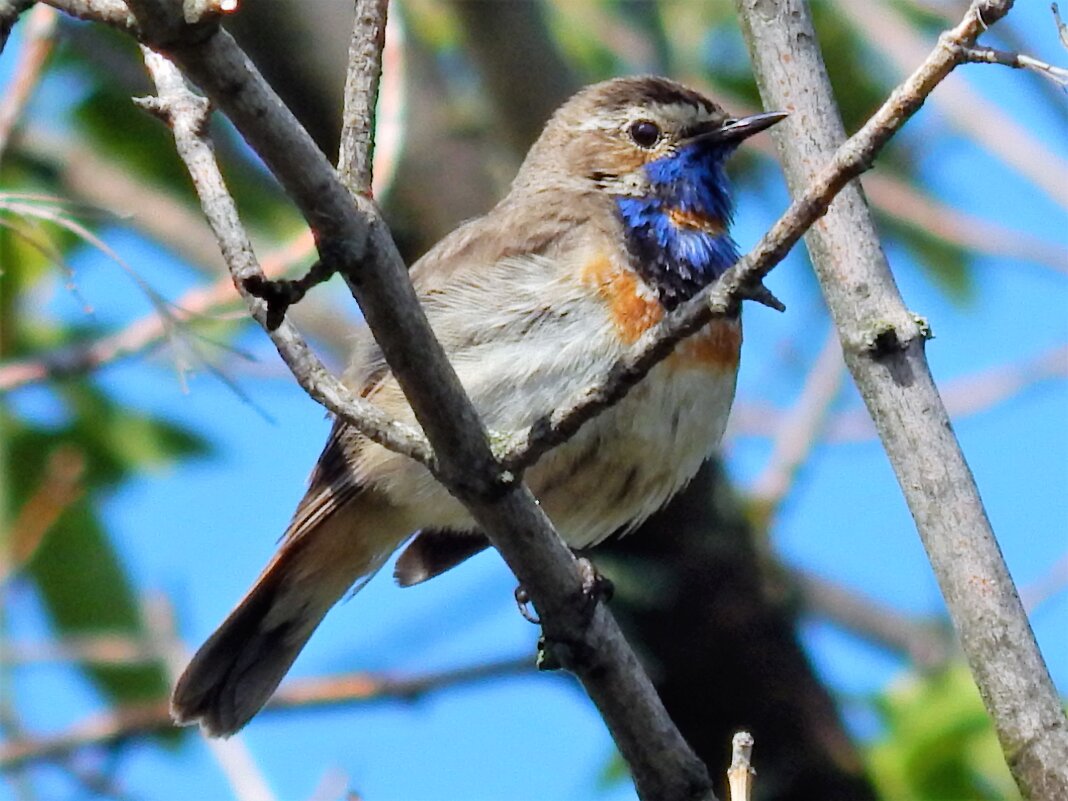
left=170, top=500, right=402, bottom=737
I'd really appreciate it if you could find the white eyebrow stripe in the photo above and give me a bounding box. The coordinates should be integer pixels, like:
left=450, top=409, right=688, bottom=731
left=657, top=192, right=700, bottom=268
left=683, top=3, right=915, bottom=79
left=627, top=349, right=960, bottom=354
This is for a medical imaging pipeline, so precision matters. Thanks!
left=625, top=102, right=718, bottom=128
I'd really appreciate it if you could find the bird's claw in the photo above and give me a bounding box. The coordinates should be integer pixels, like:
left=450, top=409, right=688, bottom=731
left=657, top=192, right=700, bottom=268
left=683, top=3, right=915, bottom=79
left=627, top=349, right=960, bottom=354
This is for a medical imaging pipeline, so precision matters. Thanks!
left=576, top=556, right=614, bottom=608
left=514, top=585, right=540, bottom=624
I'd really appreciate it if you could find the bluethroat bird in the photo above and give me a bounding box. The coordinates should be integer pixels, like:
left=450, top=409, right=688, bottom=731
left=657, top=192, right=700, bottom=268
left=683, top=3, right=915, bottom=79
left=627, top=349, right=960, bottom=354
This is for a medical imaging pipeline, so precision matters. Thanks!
left=172, top=76, right=786, bottom=736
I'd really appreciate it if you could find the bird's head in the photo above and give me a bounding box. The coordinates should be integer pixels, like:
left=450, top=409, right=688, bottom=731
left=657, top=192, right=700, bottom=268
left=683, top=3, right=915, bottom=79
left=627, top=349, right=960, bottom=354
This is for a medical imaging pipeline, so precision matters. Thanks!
left=518, top=76, right=784, bottom=201
left=515, top=76, right=787, bottom=307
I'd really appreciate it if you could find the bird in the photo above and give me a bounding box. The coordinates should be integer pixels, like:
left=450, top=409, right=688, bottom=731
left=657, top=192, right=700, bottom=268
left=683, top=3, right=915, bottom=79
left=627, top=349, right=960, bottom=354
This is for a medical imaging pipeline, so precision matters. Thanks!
left=171, top=76, right=786, bottom=737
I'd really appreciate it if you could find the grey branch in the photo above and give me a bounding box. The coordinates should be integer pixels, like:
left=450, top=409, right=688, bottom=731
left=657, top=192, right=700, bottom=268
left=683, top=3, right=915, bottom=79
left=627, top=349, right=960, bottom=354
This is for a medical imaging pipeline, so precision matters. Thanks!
left=951, top=43, right=1068, bottom=87
left=796, top=570, right=954, bottom=671
left=338, top=0, right=388, bottom=193
left=735, top=1, right=1068, bottom=799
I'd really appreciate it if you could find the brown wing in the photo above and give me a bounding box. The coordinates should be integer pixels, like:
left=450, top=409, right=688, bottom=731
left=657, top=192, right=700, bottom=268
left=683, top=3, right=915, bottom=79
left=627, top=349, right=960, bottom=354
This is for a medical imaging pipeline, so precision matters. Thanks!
left=281, top=418, right=366, bottom=544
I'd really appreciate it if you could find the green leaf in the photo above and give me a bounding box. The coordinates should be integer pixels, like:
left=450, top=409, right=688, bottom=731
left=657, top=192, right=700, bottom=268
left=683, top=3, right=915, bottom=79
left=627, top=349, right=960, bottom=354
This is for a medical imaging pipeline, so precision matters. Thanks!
left=59, top=382, right=209, bottom=487
left=24, top=496, right=170, bottom=705
left=866, top=663, right=1022, bottom=801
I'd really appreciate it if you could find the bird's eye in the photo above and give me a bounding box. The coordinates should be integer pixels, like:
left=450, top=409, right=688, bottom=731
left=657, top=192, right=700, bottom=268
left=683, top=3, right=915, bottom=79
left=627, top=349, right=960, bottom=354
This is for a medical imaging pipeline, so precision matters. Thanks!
left=628, top=120, right=661, bottom=149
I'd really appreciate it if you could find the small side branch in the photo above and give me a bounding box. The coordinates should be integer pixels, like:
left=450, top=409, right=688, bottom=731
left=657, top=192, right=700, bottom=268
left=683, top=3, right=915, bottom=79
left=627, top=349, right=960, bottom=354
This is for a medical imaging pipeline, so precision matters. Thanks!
left=726, top=732, right=755, bottom=801
left=950, top=43, right=1068, bottom=87
left=136, top=47, right=433, bottom=468
left=243, top=260, right=335, bottom=331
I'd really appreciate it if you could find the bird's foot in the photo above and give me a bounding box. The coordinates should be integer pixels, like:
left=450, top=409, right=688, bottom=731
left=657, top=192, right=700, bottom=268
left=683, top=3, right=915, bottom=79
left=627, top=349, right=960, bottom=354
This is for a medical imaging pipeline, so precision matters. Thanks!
left=514, top=584, right=540, bottom=624
left=515, top=557, right=613, bottom=672
left=512, top=556, right=613, bottom=626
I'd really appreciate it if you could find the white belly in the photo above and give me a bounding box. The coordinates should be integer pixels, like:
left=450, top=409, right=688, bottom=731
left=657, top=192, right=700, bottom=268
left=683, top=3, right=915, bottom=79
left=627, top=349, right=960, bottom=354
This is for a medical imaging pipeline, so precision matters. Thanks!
left=528, top=357, right=737, bottom=548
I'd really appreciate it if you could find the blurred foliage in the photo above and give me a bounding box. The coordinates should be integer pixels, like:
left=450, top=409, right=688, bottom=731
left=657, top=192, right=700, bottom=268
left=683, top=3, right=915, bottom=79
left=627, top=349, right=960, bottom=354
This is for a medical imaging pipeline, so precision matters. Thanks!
left=1, top=151, right=214, bottom=710
left=598, top=661, right=1030, bottom=800
left=866, top=663, right=1024, bottom=801
left=1, top=210, right=210, bottom=705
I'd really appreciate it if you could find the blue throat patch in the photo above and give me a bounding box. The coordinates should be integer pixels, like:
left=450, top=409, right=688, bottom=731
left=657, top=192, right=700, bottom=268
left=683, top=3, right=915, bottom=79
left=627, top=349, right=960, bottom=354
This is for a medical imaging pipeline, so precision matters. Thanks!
left=616, top=143, right=739, bottom=309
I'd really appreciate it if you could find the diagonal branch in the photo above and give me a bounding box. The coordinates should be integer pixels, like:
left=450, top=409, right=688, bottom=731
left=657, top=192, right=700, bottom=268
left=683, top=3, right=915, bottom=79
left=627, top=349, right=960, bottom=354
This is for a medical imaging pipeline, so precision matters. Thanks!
left=0, top=232, right=314, bottom=392
left=135, top=45, right=431, bottom=467
left=0, top=4, right=57, bottom=162
left=949, top=43, right=1068, bottom=87
left=735, top=1, right=1068, bottom=799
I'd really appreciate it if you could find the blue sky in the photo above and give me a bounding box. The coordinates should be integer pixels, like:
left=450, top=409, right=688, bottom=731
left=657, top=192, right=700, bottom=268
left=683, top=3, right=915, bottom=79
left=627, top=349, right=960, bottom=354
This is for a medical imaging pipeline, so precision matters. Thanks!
left=3, top=3, right=1066, bottom=799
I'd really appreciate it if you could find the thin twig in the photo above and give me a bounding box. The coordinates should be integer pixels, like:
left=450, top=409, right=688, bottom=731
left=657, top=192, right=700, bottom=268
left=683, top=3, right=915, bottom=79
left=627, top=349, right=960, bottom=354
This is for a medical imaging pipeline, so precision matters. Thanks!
left=137, top=45, right=432, bottom=467
left=695, top=90, right=1068, bottom=274
left=1021, top=552, right=1068, bottom=615
left=0, top=448, right=85, bottom=586
left=835, top=0, right=1068, bottom=209
left=807, top=343, right=1067, bottom=444
left=950, top=43, right=1068, bottom=87
left=859, top=172, right=1068, bottom=274
left=41, top=0, right=136, bottom=31
left=1054, top=3, right=1068, bottom=50
left=0, top=633, right=163, bottom=667
left=0, top=656, right=533, bottom=770
left=795, top=570, right=954, bottom=670
left=736, top=1, right=1068, bottom=798
left=0, top=4, right=58, bottom=163
left=0, top=231, right=315, bottom=392
left=725, top=732, right=755, bottom=801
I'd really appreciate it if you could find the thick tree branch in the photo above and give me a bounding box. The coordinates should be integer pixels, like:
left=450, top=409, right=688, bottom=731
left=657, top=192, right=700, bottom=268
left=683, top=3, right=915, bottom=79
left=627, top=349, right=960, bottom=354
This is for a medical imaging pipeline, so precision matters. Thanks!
left=735, top=1, right=1068, bottom=799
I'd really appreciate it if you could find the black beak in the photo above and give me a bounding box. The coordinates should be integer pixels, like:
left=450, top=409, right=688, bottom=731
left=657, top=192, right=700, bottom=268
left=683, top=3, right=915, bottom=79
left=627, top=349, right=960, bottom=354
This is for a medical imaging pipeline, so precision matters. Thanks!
left=684, top=111, right=789, bottom=146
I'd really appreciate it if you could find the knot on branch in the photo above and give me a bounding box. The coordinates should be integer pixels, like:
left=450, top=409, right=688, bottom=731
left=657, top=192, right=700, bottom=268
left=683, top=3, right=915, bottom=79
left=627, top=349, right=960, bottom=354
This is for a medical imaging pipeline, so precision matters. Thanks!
left=133, top=91, right=210, bottom=133
left=128, top=0, right=237, bottom=48
left=244, top=260, right=336, bottom=330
